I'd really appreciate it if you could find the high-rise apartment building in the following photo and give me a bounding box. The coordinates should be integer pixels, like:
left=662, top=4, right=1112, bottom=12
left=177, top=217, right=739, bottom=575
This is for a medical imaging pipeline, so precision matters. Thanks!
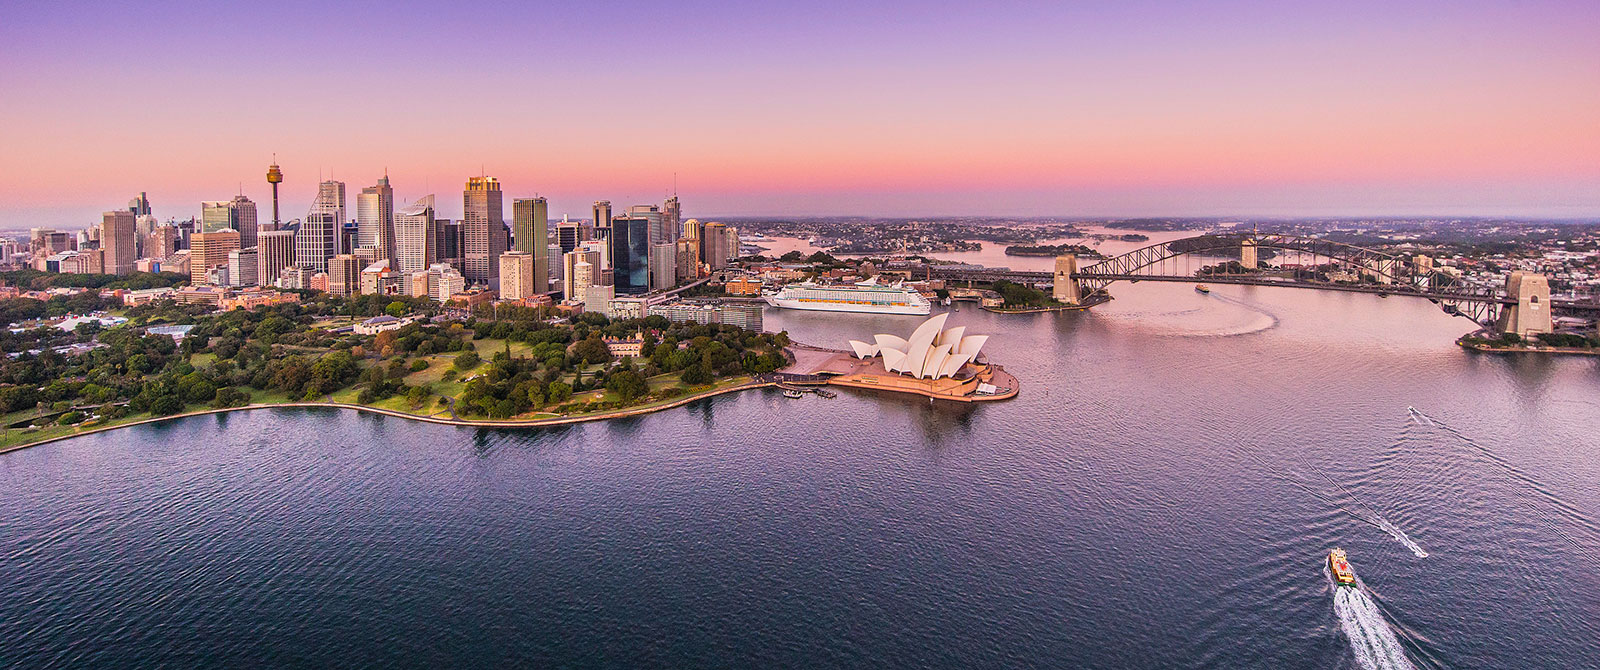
left=145, top=225, right=180, bottom=260
left=356, top=174, right=395, bottom=261
left=609, top=214, right=650, bottom=295
left=190, top=229, right=241, bottom=285
left=462, top=176, right=505, bottom=285
left=498, top=251, right=537, bottom=301
left=649, top=243, right=677, bottom=291
left=100, top=210, right=137, bottom=275
left=394, top=195, right=436, bottom=274
left=700, top=221, right=735, bottom=270
left=256, top=229, right=296, bottom=287
left=228, top=248, right=259, bottom=287
left=326, top=254, right=362, bottom=296
left=512, top=197, right=549, bottom=294
left=675, top=237, right=700, bottom=282
left=562, top=249, right=601, bottom=301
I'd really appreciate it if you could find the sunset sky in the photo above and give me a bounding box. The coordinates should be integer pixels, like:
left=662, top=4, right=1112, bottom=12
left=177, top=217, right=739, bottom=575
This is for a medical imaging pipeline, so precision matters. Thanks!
left=2, top=0, right=1598, bottom=226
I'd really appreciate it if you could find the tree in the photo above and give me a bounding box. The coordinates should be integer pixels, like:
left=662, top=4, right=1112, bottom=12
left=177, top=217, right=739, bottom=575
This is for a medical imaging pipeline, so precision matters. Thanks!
left=571, top=336, right=613, bottom=365
left=453, top=350, right=481, bottom=371
left=606, top=369, right=649, bottom=403
left=679, top=362, right=713, bottom=386
left=385, top=301, right=408, bottom=318
left=546, top=381, right=572, bottom=404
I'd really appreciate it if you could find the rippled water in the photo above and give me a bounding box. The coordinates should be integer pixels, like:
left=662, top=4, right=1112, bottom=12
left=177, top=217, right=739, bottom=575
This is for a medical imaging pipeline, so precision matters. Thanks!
left=3, top=283, right=1598, bottom=668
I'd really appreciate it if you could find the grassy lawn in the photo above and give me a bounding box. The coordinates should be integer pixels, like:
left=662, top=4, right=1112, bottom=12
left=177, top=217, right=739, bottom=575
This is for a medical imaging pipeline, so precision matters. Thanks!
left=188, top=352, right=216, bottom=368
left=470, top=338, right=535, bottom=359
left=0, top=411, right=156, bottom=450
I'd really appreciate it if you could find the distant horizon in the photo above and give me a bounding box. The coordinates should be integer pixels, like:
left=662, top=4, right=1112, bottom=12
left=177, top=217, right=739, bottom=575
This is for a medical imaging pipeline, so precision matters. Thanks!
left=3, top=1, right=1597, bottom=227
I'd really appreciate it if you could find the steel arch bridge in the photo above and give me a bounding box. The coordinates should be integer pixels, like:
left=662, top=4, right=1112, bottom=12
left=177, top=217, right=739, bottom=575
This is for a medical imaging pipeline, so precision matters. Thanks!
left=1069, top=233, right=1512, bottom=326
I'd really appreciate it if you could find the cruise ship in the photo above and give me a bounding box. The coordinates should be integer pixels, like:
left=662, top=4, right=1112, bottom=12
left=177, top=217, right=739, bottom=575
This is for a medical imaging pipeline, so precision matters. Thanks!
left=763, top=278, right=932, bottom=315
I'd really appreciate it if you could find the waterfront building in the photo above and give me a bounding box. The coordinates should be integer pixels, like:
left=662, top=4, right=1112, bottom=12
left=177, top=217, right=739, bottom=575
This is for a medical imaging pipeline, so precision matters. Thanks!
left=227, top=247, right=259, bottom=287
left=647, top=301, right=764, bottom=332
left=356, top=174, right=396, bottom=261
left=100, top=210, right=137, bottom=275
left=848, top=313, right=986, bottom=380
left=498, top=251, right=537, bottom=301
left=462, top=176, right=505, bottom=285
left=609, top=214, right=650, bottom=295
left=326, top=254, right=362, bottom=296
left=394, top=195, right=437, bottom=273
left=190, top=229, right=241, bottom=285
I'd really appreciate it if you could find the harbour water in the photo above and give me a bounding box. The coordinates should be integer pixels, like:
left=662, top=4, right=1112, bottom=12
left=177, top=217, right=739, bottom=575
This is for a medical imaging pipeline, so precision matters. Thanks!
left=3, top=282, right=1598, bottom=668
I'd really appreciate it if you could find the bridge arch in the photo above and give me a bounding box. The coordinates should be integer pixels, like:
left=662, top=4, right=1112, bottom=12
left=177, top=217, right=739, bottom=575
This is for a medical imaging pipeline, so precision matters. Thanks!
left=1073, top=233, right=1420, bottom=292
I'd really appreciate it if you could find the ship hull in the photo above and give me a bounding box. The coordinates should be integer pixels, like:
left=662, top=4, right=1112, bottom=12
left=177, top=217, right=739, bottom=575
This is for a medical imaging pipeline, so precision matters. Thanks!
left=763, top=296, right=931, bottom=316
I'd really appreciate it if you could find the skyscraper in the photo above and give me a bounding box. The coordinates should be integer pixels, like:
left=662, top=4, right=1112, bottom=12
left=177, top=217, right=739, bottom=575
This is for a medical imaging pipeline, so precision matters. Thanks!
left=513, top=197, right=549, bottom=294
left=313, top=180, right=347, bottom=251
left=326, top=254, right=362, bottom=296
left=256, top=229, right=296, bottom=286
left=462, top=176, right=505, bottom=285
left=394, top=194, right=436, bottom=274
left=700, top=221, right=735, bottom=270
left=228, top=248, right=259, bottom=287
left=649, top=242, right=677, bottom=291
left=266, top=161, right=283, bottom=227
left=190, top=229, right=241, bottom=285
left=663, top=196, right=681, bottom=241
left=609, top=214, right=650, bottom=295
left=145, top=225, right=179, bottom=260
left=128, top=192, right=151, bottom=217
left=563, top=249, right=601, bottom=301
left=356, top=174, right=395, bottom=261
left=556, top=219, right=581, bottom=256
left=200, top=196, right=259, bottom=248
left=498, top=251, right=537, bottom=301
left=100, top=210, right=137, bottom=275
left=592, top=200, right=612, bottom=232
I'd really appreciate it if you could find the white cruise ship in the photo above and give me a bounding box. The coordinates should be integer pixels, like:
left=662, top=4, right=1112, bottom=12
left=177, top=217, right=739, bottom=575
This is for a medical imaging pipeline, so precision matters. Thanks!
left=763, top=278, right=932, bottom=315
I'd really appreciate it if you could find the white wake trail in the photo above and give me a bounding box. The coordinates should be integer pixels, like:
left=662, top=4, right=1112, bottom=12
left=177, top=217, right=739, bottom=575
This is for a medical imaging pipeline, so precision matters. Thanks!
left=1334, top=583, right=1417, bottom=670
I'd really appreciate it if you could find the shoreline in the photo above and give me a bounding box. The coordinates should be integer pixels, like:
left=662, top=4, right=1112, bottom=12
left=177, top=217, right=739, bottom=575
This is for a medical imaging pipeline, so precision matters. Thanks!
left=1457, top=338, right=1600, bottom=357
left=0, top=380, right=776, bottom=455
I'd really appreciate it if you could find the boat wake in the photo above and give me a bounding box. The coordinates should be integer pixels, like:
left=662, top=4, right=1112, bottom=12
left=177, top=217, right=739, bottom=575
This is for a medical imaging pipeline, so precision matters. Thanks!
left=1311, top=463, right=1428, bottom=558
left=1331, top=573, right=1418, bottom=670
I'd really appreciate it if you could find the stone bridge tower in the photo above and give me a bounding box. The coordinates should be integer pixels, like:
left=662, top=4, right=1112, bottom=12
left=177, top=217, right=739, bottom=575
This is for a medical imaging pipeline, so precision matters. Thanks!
left=1053, top=254, right=1081, bottom=305
left=1498, top=271, right=1552, bottom=337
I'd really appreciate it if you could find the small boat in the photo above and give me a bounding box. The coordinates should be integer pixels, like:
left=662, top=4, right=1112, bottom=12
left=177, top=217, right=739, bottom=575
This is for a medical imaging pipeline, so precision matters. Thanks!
left=782, top=389, right=804, bottom=399
left=1377, top=292, right=1389, bottom=298
left=1195, top=284, right=1211, bottom=294
left=1329, top=548, right=1356, bottom=586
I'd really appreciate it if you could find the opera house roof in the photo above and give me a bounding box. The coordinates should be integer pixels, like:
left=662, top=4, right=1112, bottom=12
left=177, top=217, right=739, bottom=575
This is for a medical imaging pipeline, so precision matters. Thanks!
left=846, top=313, right=988, bottom=380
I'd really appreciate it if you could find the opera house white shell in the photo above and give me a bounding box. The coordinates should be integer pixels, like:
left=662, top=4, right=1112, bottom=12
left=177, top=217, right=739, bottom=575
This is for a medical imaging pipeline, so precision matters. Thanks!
left=846, top=313, right=988, bottom=380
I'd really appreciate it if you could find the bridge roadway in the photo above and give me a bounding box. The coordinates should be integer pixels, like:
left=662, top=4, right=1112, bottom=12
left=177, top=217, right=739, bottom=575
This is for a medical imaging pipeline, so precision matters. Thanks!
left=928, top=266, right=1600, bottom=312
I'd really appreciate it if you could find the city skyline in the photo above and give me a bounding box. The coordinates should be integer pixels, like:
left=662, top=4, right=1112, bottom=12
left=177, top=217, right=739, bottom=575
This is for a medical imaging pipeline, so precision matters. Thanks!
left=3, top=0, right=1599, bottom=226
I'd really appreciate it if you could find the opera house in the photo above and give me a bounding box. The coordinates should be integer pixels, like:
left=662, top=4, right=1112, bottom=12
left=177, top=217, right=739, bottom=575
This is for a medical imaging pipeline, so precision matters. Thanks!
left=795, top=314, right=1017, bottom=402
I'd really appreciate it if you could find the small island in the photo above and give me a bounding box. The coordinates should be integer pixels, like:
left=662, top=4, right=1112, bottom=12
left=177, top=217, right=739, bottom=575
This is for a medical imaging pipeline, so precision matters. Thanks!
left=1004, top=243, right=1102, bottom=257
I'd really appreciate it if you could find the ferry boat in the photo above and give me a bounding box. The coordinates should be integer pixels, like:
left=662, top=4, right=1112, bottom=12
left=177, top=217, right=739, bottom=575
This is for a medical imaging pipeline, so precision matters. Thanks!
left=1329, top=548, right=1356, bottom=586
left=782, top=388, right=804, bottom=399
left=1195, top=284, right=1211, bottom=294
left=763, top=278, right=932, bottom=315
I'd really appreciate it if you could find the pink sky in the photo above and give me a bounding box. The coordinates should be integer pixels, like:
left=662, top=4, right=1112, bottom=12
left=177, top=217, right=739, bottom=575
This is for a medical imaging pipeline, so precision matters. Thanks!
left=2, top=0, right=1598, bottom=226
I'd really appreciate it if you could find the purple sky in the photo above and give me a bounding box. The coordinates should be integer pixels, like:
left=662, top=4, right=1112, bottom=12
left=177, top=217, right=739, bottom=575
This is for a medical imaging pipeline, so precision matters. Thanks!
left=2, top=0, right=1598, bottom=226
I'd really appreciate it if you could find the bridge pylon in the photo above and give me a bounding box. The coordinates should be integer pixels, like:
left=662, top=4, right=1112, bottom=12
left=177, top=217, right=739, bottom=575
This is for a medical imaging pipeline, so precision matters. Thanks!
left=1498, top=271, right=1552, bottom=337
left=1053, top=254, right=1081, bottom=305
